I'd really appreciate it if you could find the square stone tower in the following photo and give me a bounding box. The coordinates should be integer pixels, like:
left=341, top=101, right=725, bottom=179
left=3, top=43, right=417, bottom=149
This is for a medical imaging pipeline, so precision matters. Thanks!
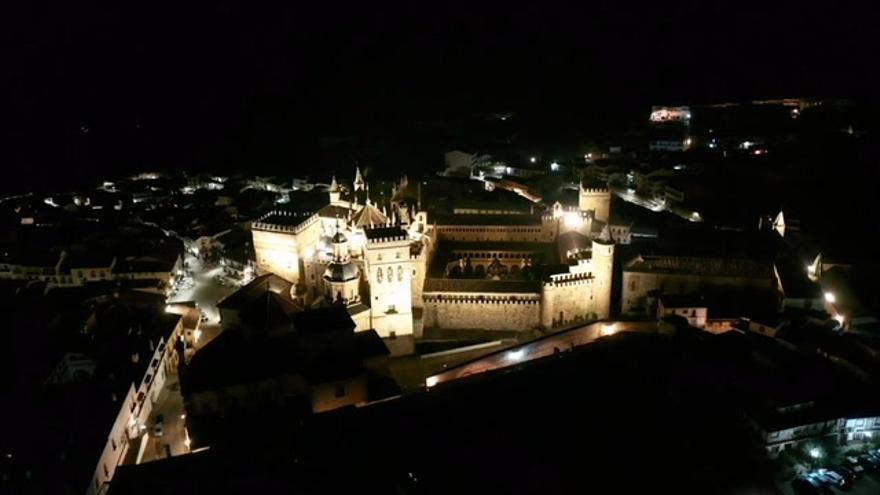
left=363, top=226, right=414, bottom=339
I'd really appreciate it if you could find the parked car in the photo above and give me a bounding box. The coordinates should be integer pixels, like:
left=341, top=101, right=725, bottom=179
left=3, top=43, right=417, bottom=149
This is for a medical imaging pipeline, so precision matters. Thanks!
left=857, top=453, right=880, bottom=470
left=845, top=456, right=868, bottom=475
left=829, top=464, right=858, bottom=481
left=153, top=414, right=164, bottom=437
left=791, top=476, right=833, bottom=495
left=812, top=468, right=847, bottom=488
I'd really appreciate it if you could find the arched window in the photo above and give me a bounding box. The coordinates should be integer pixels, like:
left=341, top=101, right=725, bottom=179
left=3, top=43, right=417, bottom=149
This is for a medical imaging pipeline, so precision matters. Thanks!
left=387, top=267, right=393, bottom=282
left=397, top=265, right=403, bottom=281
left=377, top=267, right=383, bottom=283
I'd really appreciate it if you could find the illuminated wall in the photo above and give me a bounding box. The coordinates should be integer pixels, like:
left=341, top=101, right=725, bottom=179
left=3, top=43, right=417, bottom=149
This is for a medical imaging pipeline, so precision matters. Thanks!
left=422, top=293, right=542, bottom=331
left=253, top=229, right=299, bottom=282
left=579, top=186, right=611, bottom=223
left=365, top=236, right=414, bottom=338
left=435, top=217, right=558, bottom=243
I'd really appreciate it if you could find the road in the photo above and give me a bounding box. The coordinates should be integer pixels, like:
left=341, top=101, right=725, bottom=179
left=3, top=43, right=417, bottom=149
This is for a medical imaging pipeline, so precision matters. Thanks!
left=167, top=253, right=239, bottom=325
left=141, top=373, right=188, bottom=463
left=137, top=253, right=237, bottom=463
left=609, top=184, right=702, bottom=223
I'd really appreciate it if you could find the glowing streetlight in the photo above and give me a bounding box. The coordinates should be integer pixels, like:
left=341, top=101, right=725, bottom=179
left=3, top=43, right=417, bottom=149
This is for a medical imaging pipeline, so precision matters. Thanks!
left=550, top=162, right=560, bottom=171
left=426, top=376, right=439, bottom=388
left=809, top=447, right=822, bottom=459
left=834, top=314, right=845, bottom=328
left=530, top=157, right=536, bottom=163
left=600, top=324, right=617, bottom=336
left=824, top=292, right=836, bottom=304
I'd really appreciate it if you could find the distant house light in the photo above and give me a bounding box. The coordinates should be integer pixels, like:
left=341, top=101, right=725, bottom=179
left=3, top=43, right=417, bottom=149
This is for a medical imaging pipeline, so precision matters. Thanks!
left=550, top=162, right=560, bottom=171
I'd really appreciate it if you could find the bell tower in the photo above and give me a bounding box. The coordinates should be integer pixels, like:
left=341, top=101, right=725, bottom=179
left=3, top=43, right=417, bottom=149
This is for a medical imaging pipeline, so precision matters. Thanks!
left=591, top=227, right=615, bottom=319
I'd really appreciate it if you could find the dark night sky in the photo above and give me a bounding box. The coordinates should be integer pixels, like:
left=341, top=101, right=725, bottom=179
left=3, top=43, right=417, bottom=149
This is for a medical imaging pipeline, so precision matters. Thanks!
left=4, top=2, right=879, bottom=191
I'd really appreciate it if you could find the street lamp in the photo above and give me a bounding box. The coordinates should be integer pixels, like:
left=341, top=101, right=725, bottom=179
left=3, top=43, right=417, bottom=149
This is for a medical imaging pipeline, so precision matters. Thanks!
left=600, top=324, right=617, bottom=336
left=530, top=157, right=536, bottom=163
left=506, top=349, right=525, bottom=362
left=809, top=447, right=822, bottom=459
left=824, top=292, right=836, bottom=304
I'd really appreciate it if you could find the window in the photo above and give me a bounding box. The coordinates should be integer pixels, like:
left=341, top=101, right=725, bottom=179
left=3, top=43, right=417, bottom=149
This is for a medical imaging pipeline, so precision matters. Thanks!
left=111, top=438, right=117, bottom=451
left=334, top=383, right=346, bottom=398
left=377, top=267, right=383, bottom=283
left=398, top=265, right=403, bottom=281
left=103, top=463, right=109, bottom=477
left=387, top=267, right=393, bottom=282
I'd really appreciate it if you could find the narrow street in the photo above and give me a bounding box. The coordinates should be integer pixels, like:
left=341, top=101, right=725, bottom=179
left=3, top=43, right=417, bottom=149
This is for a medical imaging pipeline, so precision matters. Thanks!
left=137, top=252, right=238, bottom=464
left=140, top=373, right=188, bottom=463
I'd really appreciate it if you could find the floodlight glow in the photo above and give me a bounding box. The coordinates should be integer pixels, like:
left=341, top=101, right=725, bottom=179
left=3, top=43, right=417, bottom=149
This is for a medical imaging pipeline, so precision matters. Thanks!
left=507, top=349, right=525, bottom=361
left=824, top=292, right=836, bottom=304
left=563, top=212, right=584, bottom=228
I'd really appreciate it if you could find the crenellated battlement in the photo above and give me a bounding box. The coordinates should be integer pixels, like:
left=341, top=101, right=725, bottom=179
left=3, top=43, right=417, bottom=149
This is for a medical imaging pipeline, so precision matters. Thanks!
left=580, top=187, right=609, bottom=194
left=423, top=294, right=541, bottom=305
left=544, top=271, right=594, bottom=287
left=253, top=210, right=319, bottom=234
left=366, top=234, right=409, bottom=244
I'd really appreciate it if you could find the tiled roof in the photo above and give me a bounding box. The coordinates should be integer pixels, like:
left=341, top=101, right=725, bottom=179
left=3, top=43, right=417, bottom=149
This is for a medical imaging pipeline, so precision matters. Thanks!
left=351, top=204, right=387, bottom=228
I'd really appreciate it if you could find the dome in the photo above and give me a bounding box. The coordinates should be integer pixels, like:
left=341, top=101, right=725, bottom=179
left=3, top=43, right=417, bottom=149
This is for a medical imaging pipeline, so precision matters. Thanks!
left=323, top=261, right=359, bottom=282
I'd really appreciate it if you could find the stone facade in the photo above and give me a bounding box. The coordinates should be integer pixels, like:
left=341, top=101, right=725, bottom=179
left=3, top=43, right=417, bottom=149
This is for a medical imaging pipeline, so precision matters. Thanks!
left=364, top=233, right=415, bottom=338
left=621, top=256, right=776, bottom=315
left=423, top=293, right=542, bottom=331
left=252, top=170, right=616, bottom=338
left=579, top=183, right=611, bottom=223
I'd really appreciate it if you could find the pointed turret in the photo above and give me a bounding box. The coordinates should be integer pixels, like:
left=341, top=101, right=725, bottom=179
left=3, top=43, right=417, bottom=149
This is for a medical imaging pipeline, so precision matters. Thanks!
left=353, top=166, right=365, bottom=192
left=328, top=174, right=341, bottom=205
left=773, top=210, right=786, bottom=237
